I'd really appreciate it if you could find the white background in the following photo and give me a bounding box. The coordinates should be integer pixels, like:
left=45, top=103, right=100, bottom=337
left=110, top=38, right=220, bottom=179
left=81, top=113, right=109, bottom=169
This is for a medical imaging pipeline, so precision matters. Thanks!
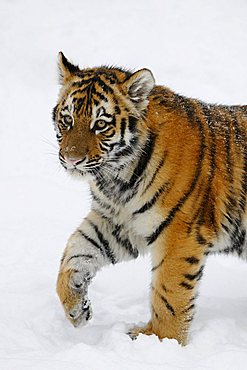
left=1, top=0, right=247, bottom=369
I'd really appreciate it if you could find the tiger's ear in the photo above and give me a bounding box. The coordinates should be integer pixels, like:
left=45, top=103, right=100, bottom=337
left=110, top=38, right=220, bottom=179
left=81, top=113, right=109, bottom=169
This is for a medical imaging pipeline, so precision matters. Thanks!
left=57, top=52, right=80, bottom=84
left=123, top=69, right=155, bottom=103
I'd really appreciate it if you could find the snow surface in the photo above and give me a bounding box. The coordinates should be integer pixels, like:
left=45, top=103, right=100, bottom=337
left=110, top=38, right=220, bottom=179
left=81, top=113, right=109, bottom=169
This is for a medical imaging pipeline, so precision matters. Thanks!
left=1, top=0, right=247, bottom=369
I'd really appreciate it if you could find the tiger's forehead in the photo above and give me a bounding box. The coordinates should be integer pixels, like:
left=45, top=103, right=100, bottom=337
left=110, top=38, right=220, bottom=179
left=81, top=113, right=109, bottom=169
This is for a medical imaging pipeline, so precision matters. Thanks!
left=61, top=75, right=118, bottom=118
left=58, top=66, right=132, bottom=123
left=61, top=88, right=114, bottom=124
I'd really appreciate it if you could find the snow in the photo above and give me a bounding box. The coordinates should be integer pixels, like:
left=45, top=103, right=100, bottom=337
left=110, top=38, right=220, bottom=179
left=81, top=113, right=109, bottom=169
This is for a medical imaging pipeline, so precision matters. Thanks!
left=1, top=0, right=247, bottom=369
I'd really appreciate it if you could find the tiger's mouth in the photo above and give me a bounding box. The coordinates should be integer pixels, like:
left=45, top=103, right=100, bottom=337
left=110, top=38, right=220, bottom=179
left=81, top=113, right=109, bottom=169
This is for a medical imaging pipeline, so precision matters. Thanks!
left=66, top=162, right=103, bottom=177
left=62, top=154, right=119, bottom=179
left=62, top=157, right=103, bottom=171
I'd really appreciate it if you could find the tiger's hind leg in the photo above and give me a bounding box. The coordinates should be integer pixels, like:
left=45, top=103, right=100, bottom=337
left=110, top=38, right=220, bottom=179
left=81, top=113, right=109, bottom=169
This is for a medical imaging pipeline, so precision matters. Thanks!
left=128, top=226, right=208, bottom=345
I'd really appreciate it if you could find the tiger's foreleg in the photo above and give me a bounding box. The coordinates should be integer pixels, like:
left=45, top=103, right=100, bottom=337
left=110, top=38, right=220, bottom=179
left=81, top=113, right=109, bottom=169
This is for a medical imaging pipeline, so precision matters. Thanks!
left=129, top=226, right=207, bottom=345
left=56, top=209, right=138, bottom=327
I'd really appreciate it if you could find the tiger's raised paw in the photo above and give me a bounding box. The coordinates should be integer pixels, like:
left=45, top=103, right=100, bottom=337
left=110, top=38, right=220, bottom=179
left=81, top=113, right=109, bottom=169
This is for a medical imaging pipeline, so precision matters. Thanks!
left=68, top=298, right=93, bottom=327
left=56, top=269, right=94, bottom=327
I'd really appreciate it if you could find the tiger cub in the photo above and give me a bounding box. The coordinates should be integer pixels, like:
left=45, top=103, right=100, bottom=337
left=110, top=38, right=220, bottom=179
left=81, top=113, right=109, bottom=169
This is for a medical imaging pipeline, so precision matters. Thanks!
left=54, top=52, right=247, bottom=345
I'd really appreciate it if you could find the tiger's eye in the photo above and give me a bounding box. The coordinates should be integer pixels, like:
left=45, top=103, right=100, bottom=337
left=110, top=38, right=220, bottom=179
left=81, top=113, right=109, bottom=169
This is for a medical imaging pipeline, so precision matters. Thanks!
left=94, top=120, right=108, bottom=132
left=63, top=115, right=73, bottom=126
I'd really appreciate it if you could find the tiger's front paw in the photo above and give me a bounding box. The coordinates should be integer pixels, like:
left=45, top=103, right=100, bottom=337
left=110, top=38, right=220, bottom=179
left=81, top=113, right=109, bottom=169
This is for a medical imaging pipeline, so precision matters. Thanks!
left=67, top=297, right=93, bottom=327
left=56, top=269, right=93, bottom=327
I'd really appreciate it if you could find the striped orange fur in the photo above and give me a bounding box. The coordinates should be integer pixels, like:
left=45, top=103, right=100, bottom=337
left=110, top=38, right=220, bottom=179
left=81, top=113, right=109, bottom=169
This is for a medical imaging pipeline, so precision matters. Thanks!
left=54, top=52, right=247, bottom=345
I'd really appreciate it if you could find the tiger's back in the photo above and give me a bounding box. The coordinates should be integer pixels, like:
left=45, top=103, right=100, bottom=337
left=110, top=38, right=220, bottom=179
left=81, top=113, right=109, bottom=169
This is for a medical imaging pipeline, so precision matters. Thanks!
left=54, top=53, right=247, bottom=345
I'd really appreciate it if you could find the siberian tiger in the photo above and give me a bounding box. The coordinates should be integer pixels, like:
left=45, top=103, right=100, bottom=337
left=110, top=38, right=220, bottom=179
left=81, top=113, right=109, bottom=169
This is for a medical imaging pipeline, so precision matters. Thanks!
left=54, top=52, right=247, bottom=345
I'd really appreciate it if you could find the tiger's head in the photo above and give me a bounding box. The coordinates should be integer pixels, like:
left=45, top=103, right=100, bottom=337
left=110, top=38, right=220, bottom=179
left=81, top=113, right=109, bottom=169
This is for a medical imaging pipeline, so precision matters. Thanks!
left=52, top=52, right=155, bottom=178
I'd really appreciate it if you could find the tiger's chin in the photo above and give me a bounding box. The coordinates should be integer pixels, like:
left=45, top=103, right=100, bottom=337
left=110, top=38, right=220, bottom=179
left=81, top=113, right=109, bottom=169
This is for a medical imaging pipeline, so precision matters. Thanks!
left=65, top=161, right=109, bottom=182
left=66, top=168, right=91, bottom=181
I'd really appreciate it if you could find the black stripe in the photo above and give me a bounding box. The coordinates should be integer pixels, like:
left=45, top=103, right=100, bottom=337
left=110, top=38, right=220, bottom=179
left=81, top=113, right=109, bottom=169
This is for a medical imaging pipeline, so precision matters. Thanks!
left=67, top=254, right=94, bottom=263
left=184, top=266, right=204, bottom=281
left=224, top=212, right=234, bottom=225
left=152, top=305, right=160, bottom=320
left=91, top=191, right=112, bottom=210
left=146, top=115, right=205, bottom=245
left=161, top=284, right=168, bottom=293
left=158, top=92, right=198, bottom=128
left=151, top=258, right=164, bottom=272
left=186, top=183, right=204, bottom=234
left=103, top=112, right=112, bottom=119
left=114, top=105, right=121, bottom=115
left=96, top=77, right=114, bottom=94
left=94, top=91, right=108, bottom=102
left=76, top=97, right=86, bottom=113
left=221, top=223, right=229, bottom=233
left=183, top=303, right=195, bottom=313
left=87, top=220, right=116, bottom=264
left=180, top=281, right=194, bottom=290
left=112, top=224, right=139, bottom=258
left=129, top=133, right=156, bottom=186
left=119, top=132, right=156, bottom=194
left=196, top=104, right=217, bottom=233
left=100, top=71, right=118, bottom=84
left=120, top=118, right=126, bottom=146
left=133, top=181, right=169, bottom=215
left=108, top=142, right=118, bottom=152
left=184, top=256, right=200, bottom=265
left=56, top=133, right=62, bottom=142
left=104, top=134, right=155, bottom=200
left=142, top=152, right=167, bottom=195
left=114, top=135, right=139, bottom=157
left=195, top=232, right=207, bottom=245
left=103, top=130, right=115, bottom=138
left=128, top=115, right=138, bottom=133
left=70, top=86, right=91, bottom=96
left=72, top=78, right=94, bottom=88
left=78, top=230, right=105, bottom=255
left=163, top=298, right=175, bottom=316
left=93, top=98, right=100, bottom=106
left=224, top=113, right=233, bottom=181
left=85, top=83, right=94, bottom=115
left=99, top=142, right=110, bottom=151
left=158, top=293, right=175, bottom=316
left=209, top=203, right=217, bottom=235
left=52, top=105, right=58, bottom=122
left=182, top=98, right=198, bottom=126
left=114, top=145, right=134, bottom=158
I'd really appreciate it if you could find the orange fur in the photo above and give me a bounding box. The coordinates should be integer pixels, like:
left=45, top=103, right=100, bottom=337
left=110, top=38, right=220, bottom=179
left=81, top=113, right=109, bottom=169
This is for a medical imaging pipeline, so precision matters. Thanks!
left=54, top=53, right=247, bottom=344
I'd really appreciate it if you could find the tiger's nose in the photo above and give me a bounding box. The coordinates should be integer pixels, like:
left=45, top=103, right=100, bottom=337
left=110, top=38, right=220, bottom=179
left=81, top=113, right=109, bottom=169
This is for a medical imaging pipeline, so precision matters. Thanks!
left=64, top=156, right=86, bottom=166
